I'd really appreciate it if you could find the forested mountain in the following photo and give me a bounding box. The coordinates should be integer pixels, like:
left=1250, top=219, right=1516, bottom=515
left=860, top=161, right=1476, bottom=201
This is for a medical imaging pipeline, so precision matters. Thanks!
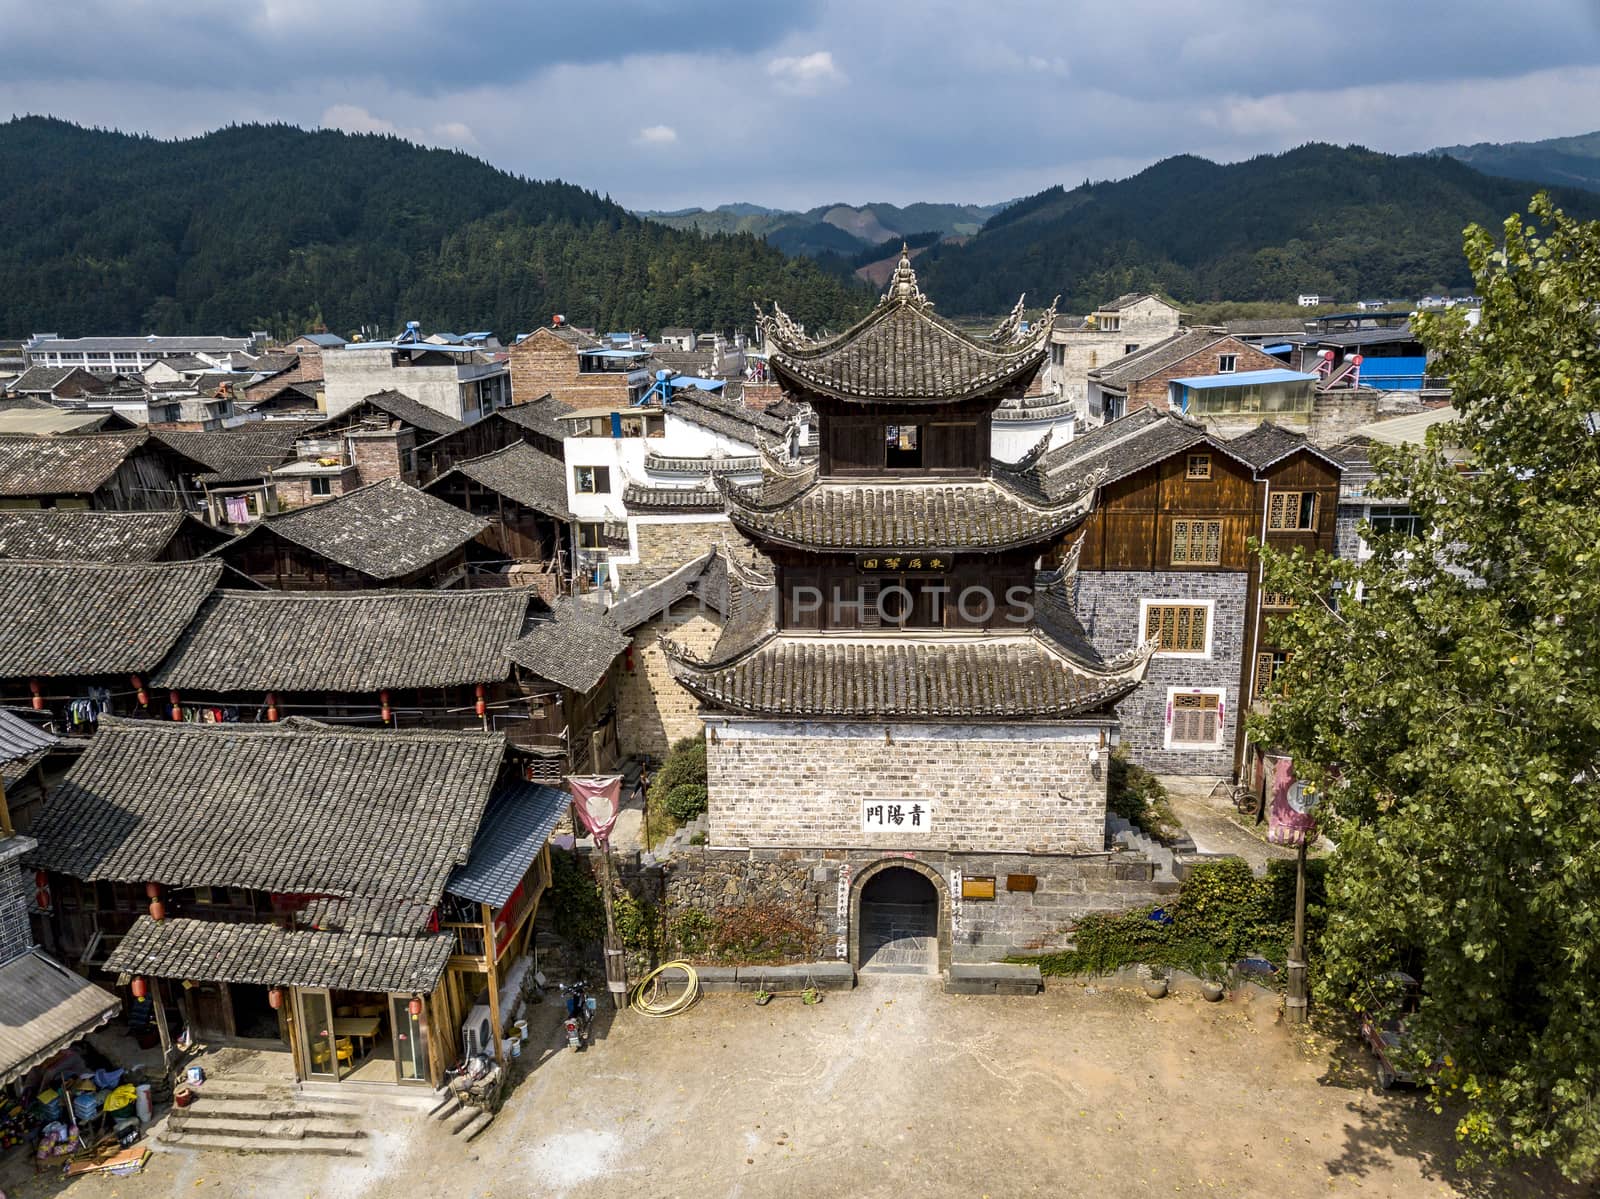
left=0, top=117, right=869, bottom=338
left=639, top=199, right=1006, bottom=258
left=1426, top=129, right=1600, bottom=193
left=912, top=143, right=1600, bottom=315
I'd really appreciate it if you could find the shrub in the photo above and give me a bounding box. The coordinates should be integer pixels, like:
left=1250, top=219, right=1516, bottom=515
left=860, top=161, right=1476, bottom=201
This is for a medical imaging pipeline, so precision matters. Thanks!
left=549, top=850, right=605, bottom=946
left=614, top=891, right=660, bottom=957
left=1107, top=747, right=1180, bottom=839
left=711, top=904, right=820, bottom=964
left=664, top=783, right=708, bottom=822
left=671, top=907, right=715, bottom=957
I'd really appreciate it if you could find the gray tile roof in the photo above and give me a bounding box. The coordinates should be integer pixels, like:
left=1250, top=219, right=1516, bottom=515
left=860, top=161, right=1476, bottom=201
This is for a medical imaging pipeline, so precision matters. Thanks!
left=767, top=291, right=1052, bottom=405
left=425, top=442, right=572, bottom=521
left=0, top=510, right=197, bottom=562
left=319, top=390, right=466, bottom=438
left=542, top=324, right=602, bottom=350
left=497, top=395, right=575, bottom=442
left=9, top=366, right=92, bottom=395
left=1040, top=409, right=1213, bottom=498
left=667, top=390, right=789, bottom=442
left=446, top=781, right=569, bottom=907
left=720, top=473, right=1096, bottom=553
left=30, top=718, right=506, bottom=933
left=105, top=917, right=453, bottom=994
left=1089, top=329, right=1233, bottom=390
left=153, top=588, right=535, bottom=692
left=506, top=598, right=629, bottom=692
left=246, top=478, right=489, bottom=580
left=622, top=482, right=721, bottom=512
left=0, top=559, right=222, bottom=678
left=1226, top=421, right=1344, bottom=472
left=157, top=422, right=323, bottom=485
left=0, top=431, right=203, bottom=498
left=31, top=335, right=251, bottom=354
left=600, top=550, right=721, bottom=633
left=0, top=708, right=56, bottom=766
left=0, top=951, right=120, bottom=1087
left=665, top=629, right=1147, bottom=720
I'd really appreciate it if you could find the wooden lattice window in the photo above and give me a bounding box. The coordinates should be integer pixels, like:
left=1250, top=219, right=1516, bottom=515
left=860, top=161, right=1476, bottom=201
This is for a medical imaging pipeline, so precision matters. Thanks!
left=1171, top=519, right=1222, bottom=565
left=1186, top=453, right=1212, bottom=480
left=1261, top=591, right=1295, bottom=609
left=1144, top=604, right=1209, bottom=654
left=1169, top=692, right=1221, bottom=746
left=1268, top=491, right=1317, bottom=531
left=1254, top=652, right=1289, bottom=699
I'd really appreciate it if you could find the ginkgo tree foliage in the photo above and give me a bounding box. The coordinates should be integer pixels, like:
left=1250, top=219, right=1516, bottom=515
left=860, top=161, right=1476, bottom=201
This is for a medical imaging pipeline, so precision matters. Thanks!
left=1250, top=194, right=1600, bottom=1178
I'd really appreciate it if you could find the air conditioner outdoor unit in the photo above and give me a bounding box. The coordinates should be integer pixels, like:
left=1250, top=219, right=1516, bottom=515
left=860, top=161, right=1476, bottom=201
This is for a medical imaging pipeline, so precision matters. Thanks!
left=462, top=1002, right=498, bottom=1059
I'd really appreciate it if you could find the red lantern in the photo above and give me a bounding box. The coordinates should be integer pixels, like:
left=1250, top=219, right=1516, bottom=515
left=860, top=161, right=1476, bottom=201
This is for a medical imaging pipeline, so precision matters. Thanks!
left=130, top=674, right=149, bottom=708
left=169, top=690, right=181, bottom=722
left=265, top=692, right=279, bottom=722
left=474, top=684, right=487, bottom=720
left=408, top=997, right=423, bottom=1018
left=146, top=881, right=165, bottom=922
left=130, top=977, right=148, bottom=1000
left=380, top=690, right=391, bottom=725
left=33, top=870, right=50, bottom=912
left=268, top=987, right=283, bottom=1011
left=28, top=679, right=43, bottom=711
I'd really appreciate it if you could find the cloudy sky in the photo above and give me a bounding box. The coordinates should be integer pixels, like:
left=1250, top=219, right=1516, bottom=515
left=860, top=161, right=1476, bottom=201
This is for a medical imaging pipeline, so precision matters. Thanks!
left=3, top=1, right=1598, bottom=211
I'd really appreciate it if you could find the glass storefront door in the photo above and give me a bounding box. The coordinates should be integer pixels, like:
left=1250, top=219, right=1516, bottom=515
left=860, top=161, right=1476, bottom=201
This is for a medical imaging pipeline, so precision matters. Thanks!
left=390, top=994, right=429, bottom=1084
left=298, top=989, right=340, bottom=1080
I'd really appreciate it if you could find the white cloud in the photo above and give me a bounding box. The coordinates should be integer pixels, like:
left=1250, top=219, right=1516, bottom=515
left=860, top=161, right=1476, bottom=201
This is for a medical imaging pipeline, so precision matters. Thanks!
left=636, top=124, right=678, bottom=146
left=433, top=120, right=477, bottom=146
left=320, top=103, right=405, bottom=137
left=766, top=50, right=843, bottom=95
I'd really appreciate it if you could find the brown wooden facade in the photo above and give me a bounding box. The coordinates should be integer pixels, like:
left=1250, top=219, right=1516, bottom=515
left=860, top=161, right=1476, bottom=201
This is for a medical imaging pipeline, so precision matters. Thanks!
left=217, top=528, right=470, bottom=591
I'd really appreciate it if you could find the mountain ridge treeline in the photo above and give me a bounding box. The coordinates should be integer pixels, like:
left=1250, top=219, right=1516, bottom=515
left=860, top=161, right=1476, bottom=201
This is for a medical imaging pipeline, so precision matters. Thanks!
left=0, top=116, right=870, bottom=339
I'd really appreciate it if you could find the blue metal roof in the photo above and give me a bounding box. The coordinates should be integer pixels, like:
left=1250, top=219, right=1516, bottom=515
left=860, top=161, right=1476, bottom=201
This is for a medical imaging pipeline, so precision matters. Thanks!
left=579, top=348, right=650, bottom=359
left=1170, top=369, right=1317, bottom=390
left=666, top=375, right=725, bottom=392
left=446, top=782, right=570, bottom=907
left=1262, top=342, right=1295, bottom=355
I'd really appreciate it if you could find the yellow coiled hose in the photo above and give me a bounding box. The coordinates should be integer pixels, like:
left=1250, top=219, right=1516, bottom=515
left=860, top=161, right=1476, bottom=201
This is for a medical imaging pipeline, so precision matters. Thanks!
left=629, top=960, right=701, bottom=1017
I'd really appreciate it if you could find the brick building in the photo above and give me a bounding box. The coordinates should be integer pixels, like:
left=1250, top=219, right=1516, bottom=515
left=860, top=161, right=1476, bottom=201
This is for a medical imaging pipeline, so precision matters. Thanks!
left=662, top=253, right=1157, bottom=969
left=509, top=323, right=656, bottom=408
left=1086, top=329, right=1282, bottom=426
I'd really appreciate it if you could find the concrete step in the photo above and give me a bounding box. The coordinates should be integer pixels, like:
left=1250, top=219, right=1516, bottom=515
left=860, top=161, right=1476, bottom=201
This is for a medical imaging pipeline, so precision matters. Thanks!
left=448, top=1104, right=483, bottom=1136
left=181, top=1078, right=292, bottom=1102
left=167, top=1114, right=365, bottom=1141
left=159, top=1129, right=362, bottom=1157
left=430, top=1096, right=463, bottom=1123
left=460, top=1110, right=494, bottom=1142
left=176, top=1097, right=357, bottom=1122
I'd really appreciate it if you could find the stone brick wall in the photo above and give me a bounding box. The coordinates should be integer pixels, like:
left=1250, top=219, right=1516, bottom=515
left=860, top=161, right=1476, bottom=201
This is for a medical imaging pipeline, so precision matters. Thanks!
left=509, top=329, right=632, bottom=407
left=618, top=518, right=741, bottom=590
left=0, top=853, right=31, bottom=965
left=616, top=598, right=722, bottom=761
left=243, top=352, right=323, bottom=403
left=1127, top=337, right=1283, bottom=413
left=348, top=427, right=416, bottom=486
left=1074, top=569, right=1247, bottom=776
left=274, top=467, right=360, bottom=510
left=642, top=844, right=1171, bottom=965
left=704, top=719, right=1108, bottom=853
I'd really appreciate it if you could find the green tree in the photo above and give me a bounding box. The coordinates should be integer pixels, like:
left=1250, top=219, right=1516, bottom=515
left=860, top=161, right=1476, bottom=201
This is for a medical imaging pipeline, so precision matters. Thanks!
left=1251, top=194, right=1600, bottom=1177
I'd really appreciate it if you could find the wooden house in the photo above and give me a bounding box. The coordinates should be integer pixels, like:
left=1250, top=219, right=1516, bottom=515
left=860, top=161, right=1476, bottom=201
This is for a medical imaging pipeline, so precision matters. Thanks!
left=422, top=442, right=573, bottom=586
left=0, top=431, right=208, bottom=512
left=0, top=559, right=222, bottom=745
left=31, top=718, right=567, bottom=1087
left=214, top=478, right=490, bottom=590
left=0, top=509, right=230, bottom=563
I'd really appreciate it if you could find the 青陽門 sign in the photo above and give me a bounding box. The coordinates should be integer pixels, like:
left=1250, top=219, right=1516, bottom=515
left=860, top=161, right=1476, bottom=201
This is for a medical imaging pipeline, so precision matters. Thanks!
left=862, top=800, right=933, bottom=833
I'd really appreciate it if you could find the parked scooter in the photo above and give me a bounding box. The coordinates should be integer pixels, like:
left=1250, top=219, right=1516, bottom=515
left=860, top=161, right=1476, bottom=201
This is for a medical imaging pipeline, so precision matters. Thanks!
left=560, top=978, right=597, bottom=1051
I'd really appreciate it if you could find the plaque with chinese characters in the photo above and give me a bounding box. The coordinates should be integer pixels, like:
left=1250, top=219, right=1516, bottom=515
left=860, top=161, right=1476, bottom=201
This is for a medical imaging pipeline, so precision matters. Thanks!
left=861, top=800, right=934, bottom=833
left=854, top=554, right=954, bottom=572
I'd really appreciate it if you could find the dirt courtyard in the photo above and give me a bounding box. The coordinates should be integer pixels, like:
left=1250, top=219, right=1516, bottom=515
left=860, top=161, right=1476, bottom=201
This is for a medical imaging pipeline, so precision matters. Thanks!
left=15, top=977, right=1570, bottom=1199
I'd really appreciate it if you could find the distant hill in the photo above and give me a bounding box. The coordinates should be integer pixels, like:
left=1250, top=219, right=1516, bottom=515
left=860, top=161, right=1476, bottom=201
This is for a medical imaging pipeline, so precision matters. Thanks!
left=1426, top=130, right=1600, bottom=194
left=0, top=117, right=870, bottom=338
left=910, top=143, right=1599, bottom=315
left=638, top=199, right=1009, bottom=258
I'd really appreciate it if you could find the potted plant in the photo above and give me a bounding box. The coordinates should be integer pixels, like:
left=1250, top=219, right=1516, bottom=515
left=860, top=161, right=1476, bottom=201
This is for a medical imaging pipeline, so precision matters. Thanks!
left=1138, top=963, right=1168, bottom=999
left=1190, top=951, right=1228, bottom=1002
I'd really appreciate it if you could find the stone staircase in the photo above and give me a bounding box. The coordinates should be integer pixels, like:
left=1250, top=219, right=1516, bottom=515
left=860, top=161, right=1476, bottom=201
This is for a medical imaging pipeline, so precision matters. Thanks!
left=1107, top=814, right=1188, bottom=884
left=159, top=1077, right=368, bottom=1157
left=428, top=1091, right=496, bottom=1142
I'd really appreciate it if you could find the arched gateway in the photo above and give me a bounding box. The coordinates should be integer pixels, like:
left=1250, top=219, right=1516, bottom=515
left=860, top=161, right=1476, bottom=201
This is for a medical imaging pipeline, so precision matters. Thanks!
left=849, top=859, right=949, bottom=975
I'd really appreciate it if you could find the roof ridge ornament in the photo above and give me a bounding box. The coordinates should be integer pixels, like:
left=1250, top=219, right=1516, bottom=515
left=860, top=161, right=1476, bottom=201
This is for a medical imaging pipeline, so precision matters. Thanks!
left=755, top=301, right=812, bottom=349
left=989, top=293, right=1028, bottom=344
left=880, top=243, right=930, bottom=307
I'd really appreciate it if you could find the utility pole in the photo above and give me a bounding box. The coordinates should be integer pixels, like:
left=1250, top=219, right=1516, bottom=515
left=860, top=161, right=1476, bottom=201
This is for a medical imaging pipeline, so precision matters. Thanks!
left=1285, top=839, right=1309, bottom=1023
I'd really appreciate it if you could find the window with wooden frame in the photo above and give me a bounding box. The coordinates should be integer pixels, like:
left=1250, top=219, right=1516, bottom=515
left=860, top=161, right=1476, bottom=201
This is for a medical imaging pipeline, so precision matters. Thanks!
left=1267, top=490, right=1317, bottom=531
left=573, top=464, right=611, bottom=494
left=1171, top=519, right=1222, bottom=565
left=1254, top=651, right=1289, bottom=699
left=1169, top=692, right=1221, bottom=746
left=1186, top=453, right=1212, bottom=480
left=1261, top=590, right=1295, bottom=610
left=1144, top=603, right=1209, bottom=654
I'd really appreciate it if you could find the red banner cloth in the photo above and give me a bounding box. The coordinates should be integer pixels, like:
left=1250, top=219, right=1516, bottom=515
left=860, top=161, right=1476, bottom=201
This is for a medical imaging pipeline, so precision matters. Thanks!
left=567, top=775, right=624, bottom=846
left=1266, top=755, right=1318, bottom=846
